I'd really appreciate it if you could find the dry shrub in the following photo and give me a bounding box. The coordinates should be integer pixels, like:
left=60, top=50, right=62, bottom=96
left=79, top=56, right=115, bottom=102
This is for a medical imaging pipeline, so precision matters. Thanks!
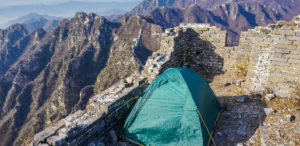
left=235, top=60, right=249, bottom=78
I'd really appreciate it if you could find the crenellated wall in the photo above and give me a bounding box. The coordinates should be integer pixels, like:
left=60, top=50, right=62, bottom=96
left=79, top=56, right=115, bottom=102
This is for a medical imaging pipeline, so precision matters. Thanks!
left=32, top=15, right=300, bottom=146
left=142, top=23, right=230, bottom=81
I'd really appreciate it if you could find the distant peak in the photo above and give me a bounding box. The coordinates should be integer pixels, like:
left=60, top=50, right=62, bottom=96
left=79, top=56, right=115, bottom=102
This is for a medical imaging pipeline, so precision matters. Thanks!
left=74, top=12, right=88, bottom=19
left=6, top=24, right=27, bottom=33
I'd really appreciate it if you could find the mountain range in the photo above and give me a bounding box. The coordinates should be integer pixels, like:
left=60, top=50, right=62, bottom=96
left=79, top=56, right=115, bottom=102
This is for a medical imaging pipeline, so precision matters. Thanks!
left=0, top=12, right=162, bottom=146
left=133, top=0, right=300, bottom=45
left=1, top=0, right=300, bottom=145
left=4, top=13, right=62, bottom=32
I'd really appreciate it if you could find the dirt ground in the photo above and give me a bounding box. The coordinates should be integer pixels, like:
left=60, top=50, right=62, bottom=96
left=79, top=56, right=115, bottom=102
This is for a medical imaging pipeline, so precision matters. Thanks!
left=209, top=73, right=300, bottom=146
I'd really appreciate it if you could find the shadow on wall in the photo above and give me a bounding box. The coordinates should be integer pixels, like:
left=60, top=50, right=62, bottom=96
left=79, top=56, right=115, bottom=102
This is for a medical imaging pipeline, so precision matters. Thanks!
left=159, top=28, right=224, bottom=82
left=213, top=95, right=267, bottom=145
left=64, top=84, right=147, bottom=145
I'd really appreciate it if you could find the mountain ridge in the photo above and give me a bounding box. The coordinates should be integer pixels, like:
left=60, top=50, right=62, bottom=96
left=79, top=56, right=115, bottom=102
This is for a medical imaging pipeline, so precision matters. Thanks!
left=129, top=0, right=300, bottom=45
left=0, top=12, right=163, bottom=146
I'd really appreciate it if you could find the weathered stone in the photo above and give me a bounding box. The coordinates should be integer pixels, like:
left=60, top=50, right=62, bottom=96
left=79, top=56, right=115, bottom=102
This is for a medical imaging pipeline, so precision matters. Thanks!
left=46, top=135, right=66, bottom=146
left=223, top=82, right=231, bottom=87
left=37, top=144, right=50, bottom=146
left=264, top=108, right=275, bottom=115
left=249, top=138, right=255, bottom=144
left=236, top=143, right=245, bottom=146
left=265, top=94, right=275, bottom=101
left=34, top=128, right=55, bottom=142
left=109, top=130, right=118, bottom=144
left=234, top=79, right=245, bottom=86
left=277, top=44, right=297, bottom=49
left=294, top=110, right=300, bottom=121
left=288, top=141, right=296, bottom=146
left=125, top=77, right=134, bottom=84
left=285, top=114, right=295, bottom=122
left=276, top=130, right=284, bottom=138
left=236, top=96, right=249, bottom=103
left=287, top=36, right=300, bottom=41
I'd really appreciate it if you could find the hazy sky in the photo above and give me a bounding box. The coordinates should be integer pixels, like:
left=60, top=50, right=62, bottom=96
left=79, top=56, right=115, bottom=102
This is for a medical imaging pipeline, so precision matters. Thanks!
left=0, top=0, right=140, bottom=7
left=0, top=0, right=141, bottom=28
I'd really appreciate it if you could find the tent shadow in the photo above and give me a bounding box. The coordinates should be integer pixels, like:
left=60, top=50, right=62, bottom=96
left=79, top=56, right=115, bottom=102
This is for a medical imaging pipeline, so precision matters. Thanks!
left=212, top=95, right=267, bottom=145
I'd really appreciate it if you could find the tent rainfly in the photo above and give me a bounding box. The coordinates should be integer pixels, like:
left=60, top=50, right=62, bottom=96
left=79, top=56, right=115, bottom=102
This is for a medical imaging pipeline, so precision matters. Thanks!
left=122, top=68, right=223, bottom=146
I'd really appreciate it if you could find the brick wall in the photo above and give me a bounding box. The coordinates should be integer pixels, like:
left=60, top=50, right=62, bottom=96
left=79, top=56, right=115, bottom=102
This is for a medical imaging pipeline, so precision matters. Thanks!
left=244, top=17, right=300, bottom=97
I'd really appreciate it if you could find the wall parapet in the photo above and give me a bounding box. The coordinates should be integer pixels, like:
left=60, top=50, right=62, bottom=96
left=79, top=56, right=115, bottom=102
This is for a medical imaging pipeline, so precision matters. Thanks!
left=31, top=76, right=148, bottom=146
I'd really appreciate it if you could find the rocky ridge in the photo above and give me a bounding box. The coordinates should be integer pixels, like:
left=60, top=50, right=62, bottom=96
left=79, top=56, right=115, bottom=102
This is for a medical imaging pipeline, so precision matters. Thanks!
left=0, top=12, right=163, bottom=146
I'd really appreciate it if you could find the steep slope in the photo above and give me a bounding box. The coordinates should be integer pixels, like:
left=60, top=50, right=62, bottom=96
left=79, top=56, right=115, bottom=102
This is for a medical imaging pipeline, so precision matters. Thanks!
left=130, top=0, right=300, bottom=14
left=130, top=0, right=224, bottom=14
left=0, top=24, right=28, bottom=76
left=0, top=12, right=163, bottom=146
left=94, top=15, right=163, bottom=93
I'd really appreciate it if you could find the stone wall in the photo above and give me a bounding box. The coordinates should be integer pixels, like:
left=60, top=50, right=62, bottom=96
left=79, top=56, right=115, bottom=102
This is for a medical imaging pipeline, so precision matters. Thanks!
left=142, top=23, right=230, bottom=81
left=31, top=77, right=148, bottom=146
left=243, top=16, right=300, bottom=97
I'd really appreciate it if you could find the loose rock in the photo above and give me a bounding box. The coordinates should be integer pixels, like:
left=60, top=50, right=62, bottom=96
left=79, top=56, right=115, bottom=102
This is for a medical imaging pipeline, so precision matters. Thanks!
left=294, top=110, right=300, bottom=121
left=276, top=130, right=284, bottom=138
left=236, top=96, right=249, bottom=103
left=125, top=77, right=134, bottom=84
left=288, top=141, right=296, bottom=146
left=223, top=82, right=231, bottom=87
left=265, top=94, right=275, bottom=101
left=286, top=114, right=296, bottom=122
left=234, top=79, right=245, bottom=86
left=264, top=108, right=275, bottom=116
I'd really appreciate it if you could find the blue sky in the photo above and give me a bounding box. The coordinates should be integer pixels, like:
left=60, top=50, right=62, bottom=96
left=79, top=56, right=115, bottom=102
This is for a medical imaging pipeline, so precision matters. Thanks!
left=0, top=0, right=140, bottom=7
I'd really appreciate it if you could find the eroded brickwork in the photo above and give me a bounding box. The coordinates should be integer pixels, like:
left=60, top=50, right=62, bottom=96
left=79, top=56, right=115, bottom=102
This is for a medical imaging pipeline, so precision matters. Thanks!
left=244, top=16, right=300, bottom=97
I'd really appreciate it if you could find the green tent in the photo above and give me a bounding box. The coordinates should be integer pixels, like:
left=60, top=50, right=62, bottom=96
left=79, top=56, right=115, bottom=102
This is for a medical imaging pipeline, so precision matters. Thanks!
left=122, top=68, right=222, bottom=146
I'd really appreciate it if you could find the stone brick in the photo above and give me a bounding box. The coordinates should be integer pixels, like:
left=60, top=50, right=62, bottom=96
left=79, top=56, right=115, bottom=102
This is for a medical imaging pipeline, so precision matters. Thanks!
left=287, top=36, right=300, bottom=41
left=271, top=48, right=290, bottom=54
left=271, top=58, right=288, bottom=63
left=46, top=135, right=66, bottom=146
left=254, top=42, right=269, bottom=47
left=290, top=50, right=300, bottom=55
left=276, top=40, right=293, bottom=45
left=276, top=44, right=296, bottom=49
left=293, top=41, right=300, bottom=45
left=271, top=61, right=288, bottom=67
left=34, top=128, right=55, bottom=142
left=288, top=59, right=300, bottom=65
